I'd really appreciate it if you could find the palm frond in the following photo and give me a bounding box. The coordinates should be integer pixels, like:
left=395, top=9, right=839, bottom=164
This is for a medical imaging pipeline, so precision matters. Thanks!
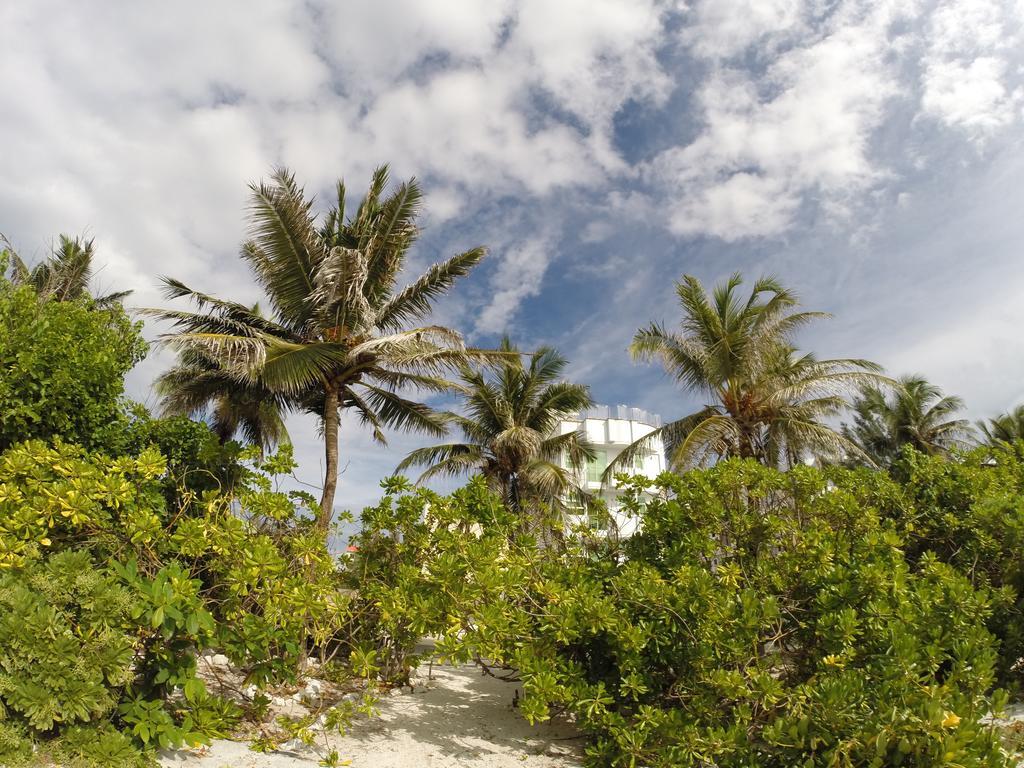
left=376, top=246, right=486, bottom=331
left=260, top=339, right=349, bottom=394
left=396, top=442, right=480, bottom=473
left=242, top=168, right=323, bottom=327
left=357, top=384, right=448, bottom=437
left=364, top=176, right=423, bottom=299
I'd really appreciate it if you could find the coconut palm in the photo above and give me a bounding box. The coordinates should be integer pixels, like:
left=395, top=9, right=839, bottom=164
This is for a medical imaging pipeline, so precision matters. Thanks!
left=608, top=273, right=884, bottom=475
left=977, top=406, right=1024, bottom=447
left=843, top=376, right=971, bottom=465
left=148, top=166, right=490, bottom=530
left=396, top=337, right=596, bottom=516
left=5, top=234, right=131, bottom=306
left=155, top=346, right=290, bottom=454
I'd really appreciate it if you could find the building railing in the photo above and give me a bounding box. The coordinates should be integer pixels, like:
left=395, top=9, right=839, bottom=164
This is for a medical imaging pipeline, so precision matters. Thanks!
left=567, top=404, right=662, bottom=428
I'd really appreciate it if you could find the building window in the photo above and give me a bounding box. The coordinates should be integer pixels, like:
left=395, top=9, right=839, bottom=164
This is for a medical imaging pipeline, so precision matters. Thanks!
left=587, top=450, right=607, bottom=483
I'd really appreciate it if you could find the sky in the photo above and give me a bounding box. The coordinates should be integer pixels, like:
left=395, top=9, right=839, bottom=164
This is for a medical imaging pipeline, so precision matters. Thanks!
left=2, top=0, right=1024, bottom=517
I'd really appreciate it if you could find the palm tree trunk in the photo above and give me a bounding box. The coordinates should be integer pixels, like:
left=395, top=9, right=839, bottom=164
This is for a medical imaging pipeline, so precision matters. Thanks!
left=319, top=383, right=340, bottom=532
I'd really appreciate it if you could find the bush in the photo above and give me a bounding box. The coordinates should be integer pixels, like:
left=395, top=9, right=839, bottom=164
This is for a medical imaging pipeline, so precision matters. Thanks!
left=0, top=439, right=346, bottom=759
left=0, top=721, right=33, bottom=766
left=344, top=477, right=514, bottom=683
left=0, top=253, right=364, bottom=759
left=0, top=439, right=169, bottom=568
left=51, top=724, right=154, bottom=768
left=112, top=409, right=247, bottom=502
left=0, top=275, right=146, bottom=453
left=0, top=551, right=135, bottom=730
left=370, top=462, right=1012, bottom=767
left=887, top=443, right=1024, bottom=691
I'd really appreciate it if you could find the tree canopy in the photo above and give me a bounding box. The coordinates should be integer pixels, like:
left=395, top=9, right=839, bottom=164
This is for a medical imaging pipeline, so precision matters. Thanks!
left=609, top=273, right=883, bottom=476
left=4, top=233, right=131, bottom=307
left=0, top=265, right=145, bottom=453
left=148, top=167, right=492, bottom=529
left=397, top=337, right=596, bottom=518
left=843, top=375, right=971, bottom=466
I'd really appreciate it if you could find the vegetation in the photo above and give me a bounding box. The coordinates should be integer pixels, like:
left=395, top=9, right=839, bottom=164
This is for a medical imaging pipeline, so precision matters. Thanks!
left=886, top=443, right=1024, bottom=692
left=5, top=174, right=1024, bottom=767
left=0, top=256, right=146, bottom=452
left=979, top=405, right=1024, bottom=447
left=0, top=246, right=407, bottom=765
left=148, top=167, right=490, bottom=529
left=396, top=336, right=596, bottom=522
left=4, top=233, right=132, bottom=307
left=844, top=375, right=972, bottom=467
left=361, top=463, right=1013, bottom=767
left=611, top=273, right=883, bottom=476
left=155, top=345, right=291, bottom=453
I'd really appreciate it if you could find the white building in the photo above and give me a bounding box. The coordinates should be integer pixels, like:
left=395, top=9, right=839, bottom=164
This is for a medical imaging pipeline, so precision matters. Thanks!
left=557, top=404, right=666, bottom=537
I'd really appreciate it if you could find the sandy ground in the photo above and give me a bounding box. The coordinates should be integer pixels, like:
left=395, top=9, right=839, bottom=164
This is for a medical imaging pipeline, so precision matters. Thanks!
left=160, top=664, right=583, bottom=768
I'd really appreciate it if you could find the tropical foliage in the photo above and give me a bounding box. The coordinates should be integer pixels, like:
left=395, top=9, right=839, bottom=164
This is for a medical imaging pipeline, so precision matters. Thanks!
left=0, top=262, right=146, bottom=452
left=0, top=253, right=401, bottom=766
left=8, top=170, right=1024, bottom=768
left=363, top=462, right=1012, bottom=768
left=843, top=375, right=971, bottom=466
left=396, top=337, right=595, bottom=520
left=4, top=233, right=131, bottom=306
left=148, top=167, right=488, bottom=529
left=0, top=434, right=385, bottom=765
left=0, top=551, right=135, bottom=732
left=609, top=273, right=882, bottom=476
left=978, top=405, right=1024, bottom=447
left=155, top=346, right=290, bottom=454
left=885, top=442, right=1024, bottom=691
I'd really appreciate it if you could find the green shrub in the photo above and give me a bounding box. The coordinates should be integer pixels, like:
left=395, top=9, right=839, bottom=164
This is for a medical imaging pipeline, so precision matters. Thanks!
left=0, top=255, right=363, bottom=757
left=0, top=439, right=168, bottom=568
left=887, top=443, right=1024, bottom=691
left=0, top=438, right=347, bottom=757
left=112, top=559, right=216, bottom=700
left=112, top=409, right=247, bottom=502
left=346, top=477, right=514, bottom=683
left=371, top=462, right=1012, bottom=767
left=0, top=275, right=145, bottom=453
left=0, top=721, right=33, bottom=765
left=0, top=550, right=135, bottom=730
left=183, top=693, right=244, bottom=740
left=51, top=724, right=154, bottom=768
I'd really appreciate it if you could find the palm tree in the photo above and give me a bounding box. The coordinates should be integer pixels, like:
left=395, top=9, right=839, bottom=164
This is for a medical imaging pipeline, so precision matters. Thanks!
left=396, top=337, right=596, bottom=518
left=155, top=346, right=290, bottom=454
left=977, top=405, right=1024, bottom=447
left=843, top=376, right=971, bottom=465
left=148, top=166, right=490, bottom=530
left=5, top=234, right=131, bottom=306
left=609, top=273, right=883, bottom=474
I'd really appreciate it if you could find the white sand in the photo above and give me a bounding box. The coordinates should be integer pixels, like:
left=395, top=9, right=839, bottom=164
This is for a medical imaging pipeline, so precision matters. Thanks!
left=160, top=664, right=583, bottom=768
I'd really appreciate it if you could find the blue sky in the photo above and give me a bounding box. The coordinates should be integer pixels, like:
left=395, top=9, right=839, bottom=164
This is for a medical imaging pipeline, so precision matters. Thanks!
left=2, top=0, right=1024, bottom=515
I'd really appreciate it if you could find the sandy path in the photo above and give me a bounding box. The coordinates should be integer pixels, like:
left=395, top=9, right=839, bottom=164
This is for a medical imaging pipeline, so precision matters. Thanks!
left=160, top=664, right=583, bottom=768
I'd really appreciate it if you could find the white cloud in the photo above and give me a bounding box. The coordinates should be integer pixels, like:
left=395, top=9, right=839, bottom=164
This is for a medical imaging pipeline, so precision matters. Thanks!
left=652, top=0, right=915, bottom=239
left=476, top=236, right=553, bottom=334
left=358, top=69, right=598, bottom=195
left=314, top=1, right=513, bottom=95
left=919, top=0, right=1024, bottom=141
left=0, top=0, right=678, bottom=335
left=668, top=172, right=800, bottom=238
left=327, top=0, right=675, bottom=194
left=682, top=0, right=805, bottom=59
left=922, top=57, right=1020, bottom=136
